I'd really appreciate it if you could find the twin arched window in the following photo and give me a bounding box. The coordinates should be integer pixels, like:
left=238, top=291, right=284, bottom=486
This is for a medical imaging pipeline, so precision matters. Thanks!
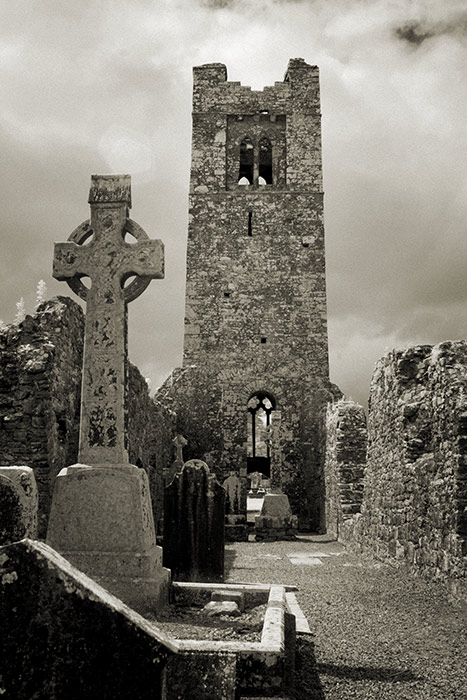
left=238, top=136, right=273, bottom=186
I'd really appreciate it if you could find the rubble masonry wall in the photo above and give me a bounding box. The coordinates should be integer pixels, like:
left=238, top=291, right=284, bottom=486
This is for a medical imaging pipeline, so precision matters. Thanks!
left=0, top=297, right=174, bottom=536
left=341, top=342, right=467, bottom=596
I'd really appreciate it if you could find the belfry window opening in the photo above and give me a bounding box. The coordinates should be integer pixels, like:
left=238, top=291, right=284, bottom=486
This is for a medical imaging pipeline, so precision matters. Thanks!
left=258, top=136, right=273, bottom=185
left=238, top=137, right=254, bottom=185
left=238, top=135, right=273, bottom=186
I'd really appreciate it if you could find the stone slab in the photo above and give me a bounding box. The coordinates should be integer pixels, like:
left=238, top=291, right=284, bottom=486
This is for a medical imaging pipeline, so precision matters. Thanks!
left=285, top=592, right=312, bottom=634
left=211, top=589, right=245, bottom=611
left=0, top=538, right=175, bottom=699
left=287, top=553, right=324, bottom=566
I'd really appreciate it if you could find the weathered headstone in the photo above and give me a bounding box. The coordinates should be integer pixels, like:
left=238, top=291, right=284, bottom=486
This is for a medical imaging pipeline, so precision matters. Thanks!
left=223, top=471, right=248, bottom=541
left=163, top=459, right=225, bottom=581
left=163, top=433, right=187, bottom=488
left=46, top=175, right=170, bottom=612
left=255, top=491, right=298, bottom=541
left=0, top=467, right=38, bottom=545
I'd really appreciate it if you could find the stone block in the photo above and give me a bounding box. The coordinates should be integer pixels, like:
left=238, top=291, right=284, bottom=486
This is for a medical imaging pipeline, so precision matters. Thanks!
left=254, top=495, right=298, bottom=541
left=203, top=600, right=241, bottom=617
left=0, top=467, right=38, bottom=545
left=211, top=589, right=245, bottom=611
left=260, top=492, right=293, bottom=518
left=0, top=539, right=175, bottom=699
left=46, top=463, right=170, bottom=614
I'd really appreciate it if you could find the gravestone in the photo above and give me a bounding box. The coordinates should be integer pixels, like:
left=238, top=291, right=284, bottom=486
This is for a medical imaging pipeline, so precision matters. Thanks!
left=163, top=433, right=187, bottom=488
left=46, top=175, right=170, bottom=613
left=223, top=471, right=248, bottom=541
left=255, top=491, right=298, bottom=541
left=0, top=467, right=38, bottom=545
left=163, top=459, right=225, bottom=581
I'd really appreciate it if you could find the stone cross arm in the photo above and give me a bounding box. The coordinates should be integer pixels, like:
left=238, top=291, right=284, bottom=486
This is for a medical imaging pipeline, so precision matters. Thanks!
left=53, top=219, right=164, bottom=303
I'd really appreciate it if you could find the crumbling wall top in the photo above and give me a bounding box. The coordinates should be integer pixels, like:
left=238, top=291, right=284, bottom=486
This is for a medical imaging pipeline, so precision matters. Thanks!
left=192, top=58, right=320, bottom=114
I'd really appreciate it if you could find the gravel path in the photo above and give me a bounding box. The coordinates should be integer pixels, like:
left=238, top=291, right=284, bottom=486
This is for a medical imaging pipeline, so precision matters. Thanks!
left=225, top=535, right=467, bottom=699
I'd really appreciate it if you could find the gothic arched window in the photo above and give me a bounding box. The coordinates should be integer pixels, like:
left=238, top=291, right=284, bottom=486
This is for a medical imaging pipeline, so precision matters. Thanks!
left=238, top=137, right=254, bottom=184
left=246, top=391, right=275, bottom=476
left=258, top=136, right=273, bottom=184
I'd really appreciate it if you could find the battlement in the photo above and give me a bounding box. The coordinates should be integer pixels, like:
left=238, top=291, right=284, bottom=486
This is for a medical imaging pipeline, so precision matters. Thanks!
left=193, top=59, right=320, bottom=114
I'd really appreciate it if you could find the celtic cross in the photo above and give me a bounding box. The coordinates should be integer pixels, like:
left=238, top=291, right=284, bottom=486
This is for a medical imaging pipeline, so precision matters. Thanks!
left=53, top=174, right=164, bottom=466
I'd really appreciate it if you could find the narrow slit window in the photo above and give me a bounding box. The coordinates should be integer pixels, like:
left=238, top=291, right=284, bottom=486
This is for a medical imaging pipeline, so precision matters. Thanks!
left=258, top=136, right=273, bottom=184
left=248, top=211, right=252, bottom=236
left=238, top=137, right=254, bottom=184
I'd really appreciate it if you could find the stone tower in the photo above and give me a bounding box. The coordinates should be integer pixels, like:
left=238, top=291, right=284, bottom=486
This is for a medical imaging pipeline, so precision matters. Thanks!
left=159, top=59, right=338, bottom=530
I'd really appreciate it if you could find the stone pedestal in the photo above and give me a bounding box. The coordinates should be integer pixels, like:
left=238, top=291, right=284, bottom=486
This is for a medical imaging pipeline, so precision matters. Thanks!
left=46, top=463, right=170, bottom=614
left=254, top=492, right=298, bottom=541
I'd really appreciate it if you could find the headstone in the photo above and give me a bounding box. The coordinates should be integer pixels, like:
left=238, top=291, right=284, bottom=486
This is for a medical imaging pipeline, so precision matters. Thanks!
left=223, top=471, right=248, bottom=541
left=163, top=433, right=187, bottom=487
left=0, top=467, right=38, bottom=545
left=0, top=539, right=175, bottom=699
left=255, top=491, right=298, bottom=541
left=163, top=459, right=225, bottom=581
left=46, top=175, right=170, bottom=613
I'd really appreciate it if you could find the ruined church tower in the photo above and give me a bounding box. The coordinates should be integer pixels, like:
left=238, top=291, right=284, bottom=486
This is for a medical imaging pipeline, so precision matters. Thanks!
left=162, top=59, right=337, bottom=530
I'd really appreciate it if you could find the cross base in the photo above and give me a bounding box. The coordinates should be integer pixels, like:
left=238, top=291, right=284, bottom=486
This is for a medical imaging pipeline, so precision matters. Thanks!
left=46, top=464, right=171, bottom=614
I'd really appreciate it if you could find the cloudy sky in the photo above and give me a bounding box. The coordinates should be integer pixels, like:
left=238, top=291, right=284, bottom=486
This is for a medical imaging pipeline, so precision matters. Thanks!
left=1, top=0, right=466, bottom=407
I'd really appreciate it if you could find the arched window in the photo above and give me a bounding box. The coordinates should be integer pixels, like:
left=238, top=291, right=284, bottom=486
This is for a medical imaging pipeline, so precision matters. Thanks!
left=258, top=136, right=273, bottom=184
left=238, top=137, right=254, bottom=184
left=246, top=391, right=276, bottom=476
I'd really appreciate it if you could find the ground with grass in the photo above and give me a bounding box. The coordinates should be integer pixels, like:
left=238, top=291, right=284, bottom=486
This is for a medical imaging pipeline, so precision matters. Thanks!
left=225, top=535, right=467, bottom=700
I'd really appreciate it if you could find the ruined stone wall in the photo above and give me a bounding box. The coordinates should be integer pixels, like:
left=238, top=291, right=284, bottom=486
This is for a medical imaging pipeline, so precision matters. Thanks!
left=159, top=59, right=337, bottom=530
left=128, top=364, right=177, bottom=532
left=323, top=399, right=366, bottom=539
left=0, top=297, right=84, bottom=536
left=342, top=342, right=467, bottom=595
left=0, top=296, right=175, bottom=537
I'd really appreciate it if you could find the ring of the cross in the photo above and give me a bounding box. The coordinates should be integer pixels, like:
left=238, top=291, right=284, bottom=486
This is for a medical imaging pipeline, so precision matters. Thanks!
left=66, top=218, right=153, bottom=302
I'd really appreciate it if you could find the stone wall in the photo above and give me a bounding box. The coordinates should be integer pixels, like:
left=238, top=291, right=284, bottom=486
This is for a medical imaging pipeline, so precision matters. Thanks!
left=0, top=296, right=175, bottom=537
left=0, top=297, right=83, bottom=536
left=128, top=365, right=177, bottom=534
left=323, top=399, right=366, bottom=539
left=341, top=342, right=467, bottom=596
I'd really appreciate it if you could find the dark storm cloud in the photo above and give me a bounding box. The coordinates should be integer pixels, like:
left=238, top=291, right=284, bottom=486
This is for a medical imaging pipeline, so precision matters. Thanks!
left=395, top=13, right=467, bottom=46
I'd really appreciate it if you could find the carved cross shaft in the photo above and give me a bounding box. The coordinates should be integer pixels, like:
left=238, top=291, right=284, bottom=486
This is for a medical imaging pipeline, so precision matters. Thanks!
left=53, top=175, right=164, bottom=466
